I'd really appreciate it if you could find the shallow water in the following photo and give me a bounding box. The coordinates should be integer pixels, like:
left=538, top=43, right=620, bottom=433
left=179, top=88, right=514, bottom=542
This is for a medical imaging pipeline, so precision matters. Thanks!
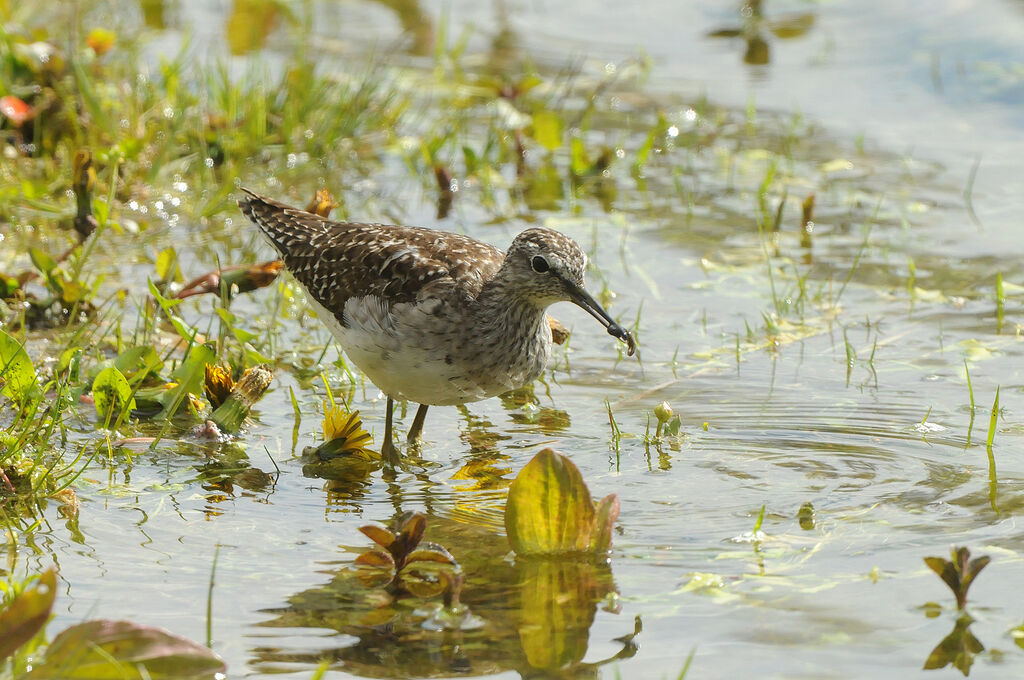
left=7, top=0, right=1024, bottom=678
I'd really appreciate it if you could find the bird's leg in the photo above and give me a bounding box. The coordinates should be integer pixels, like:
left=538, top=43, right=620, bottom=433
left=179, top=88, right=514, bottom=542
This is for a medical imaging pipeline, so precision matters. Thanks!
left=407, top=404, right=429, bottom=442
left=382, top=396, right=400, bottom=466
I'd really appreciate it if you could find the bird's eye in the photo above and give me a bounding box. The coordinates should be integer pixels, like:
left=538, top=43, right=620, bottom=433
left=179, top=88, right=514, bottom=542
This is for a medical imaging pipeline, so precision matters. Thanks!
left=531, top=255, right=550, bottom=273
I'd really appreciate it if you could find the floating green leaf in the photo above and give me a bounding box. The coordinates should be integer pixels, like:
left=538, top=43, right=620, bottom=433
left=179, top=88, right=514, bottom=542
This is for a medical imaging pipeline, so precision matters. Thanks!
left=0, top=328, right=37, bottom=404
left=505, top=448, right=618, bottom=556
left=25, top=619, right=226, bottom=679
left=0, top=569, right=56, bottom=661
left=92, top=366, right=136, bottom=421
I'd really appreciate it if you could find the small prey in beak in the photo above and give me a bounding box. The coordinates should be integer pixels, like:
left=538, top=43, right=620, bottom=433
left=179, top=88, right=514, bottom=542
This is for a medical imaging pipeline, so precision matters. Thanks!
left=568, top=285, right=637, bottom=356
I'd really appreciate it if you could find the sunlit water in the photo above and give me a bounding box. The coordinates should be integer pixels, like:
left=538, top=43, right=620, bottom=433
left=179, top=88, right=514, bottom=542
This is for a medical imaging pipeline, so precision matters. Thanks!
left=8, top=0, right=1024, bottom=678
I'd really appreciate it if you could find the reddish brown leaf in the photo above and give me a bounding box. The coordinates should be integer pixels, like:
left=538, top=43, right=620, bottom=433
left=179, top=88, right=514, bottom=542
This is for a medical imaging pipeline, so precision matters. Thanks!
left=390, top=512, right=427, bottom=567
left=395, top=512, right=426, bottom=550
left=26, top=619, right=225, bottom=679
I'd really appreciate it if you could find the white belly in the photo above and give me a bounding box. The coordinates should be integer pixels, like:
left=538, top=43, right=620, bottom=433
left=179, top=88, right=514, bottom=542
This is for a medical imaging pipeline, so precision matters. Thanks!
left=306, top=293, right=542, bottom=406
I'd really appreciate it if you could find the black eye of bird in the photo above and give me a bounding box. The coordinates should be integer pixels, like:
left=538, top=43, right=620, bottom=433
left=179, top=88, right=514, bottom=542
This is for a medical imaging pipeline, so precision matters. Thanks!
left=531, top=255, right=550, bottom=273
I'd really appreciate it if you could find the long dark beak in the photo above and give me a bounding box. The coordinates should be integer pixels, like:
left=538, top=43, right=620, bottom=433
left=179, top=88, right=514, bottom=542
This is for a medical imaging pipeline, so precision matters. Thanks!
left=567, top=283, right=637, bottom=356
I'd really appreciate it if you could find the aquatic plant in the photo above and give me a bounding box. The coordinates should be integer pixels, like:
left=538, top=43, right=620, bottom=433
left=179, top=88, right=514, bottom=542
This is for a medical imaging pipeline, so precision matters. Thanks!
left=923, top=546, right=990, bottom=611
left=311, top=403, right=375, bottom=460
left=504, top=448, right=619, bottom=557
left=652, top=400, right=682, bottom=442
left=355, top=511, right=460, bottom=587
left=204, top=364, right=273, bottom=433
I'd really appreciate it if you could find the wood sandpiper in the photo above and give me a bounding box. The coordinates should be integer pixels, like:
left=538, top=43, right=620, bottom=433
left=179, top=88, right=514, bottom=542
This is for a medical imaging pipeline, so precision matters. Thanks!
left=238, top=189, right=636, bottom=464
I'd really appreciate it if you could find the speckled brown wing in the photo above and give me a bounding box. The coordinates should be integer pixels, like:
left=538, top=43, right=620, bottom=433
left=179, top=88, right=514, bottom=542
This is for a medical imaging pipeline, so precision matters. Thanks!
left=237, top=189, right=505, bottom=326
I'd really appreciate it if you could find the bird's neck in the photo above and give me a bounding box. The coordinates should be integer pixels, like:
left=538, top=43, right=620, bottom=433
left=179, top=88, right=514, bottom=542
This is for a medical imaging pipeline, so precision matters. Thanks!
left=475, top=279, right=549, bottom=339
left=424, top=281, right=551, bottom=398
left=468, top=279, right=553, bottom=378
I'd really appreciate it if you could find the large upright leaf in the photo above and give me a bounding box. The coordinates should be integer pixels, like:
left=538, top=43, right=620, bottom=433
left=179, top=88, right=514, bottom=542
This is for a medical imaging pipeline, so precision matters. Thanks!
left=0, top=569, right=56, bottom=660
left=505, top=448, right=599, bottom=556
left=92, top=366, right=137, bottom=421
left=26, top=619, right=226, bottom=679
left=0, top=328, right=36, bottom=403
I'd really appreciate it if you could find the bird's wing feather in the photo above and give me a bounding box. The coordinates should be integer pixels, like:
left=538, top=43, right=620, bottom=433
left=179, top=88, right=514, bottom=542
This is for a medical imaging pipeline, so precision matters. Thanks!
left=238, top=189, right=504, bottom=324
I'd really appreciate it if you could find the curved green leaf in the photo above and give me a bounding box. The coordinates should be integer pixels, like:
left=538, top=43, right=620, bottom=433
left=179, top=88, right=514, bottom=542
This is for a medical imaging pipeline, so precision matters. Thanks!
left=0, top=568, right=56, bottom=661
left=158, top=343, right=215, bottom=419
left=0, top=328, right=36, bottom=404
left=27, top=619, right=226, bottom=679
left=92, top=366, right=136, bottom=420
left=28, top=247, right=57, bottom=276
left=148, top=279, right=197, bottom=344
left=114, top=346, right=163, bottom=379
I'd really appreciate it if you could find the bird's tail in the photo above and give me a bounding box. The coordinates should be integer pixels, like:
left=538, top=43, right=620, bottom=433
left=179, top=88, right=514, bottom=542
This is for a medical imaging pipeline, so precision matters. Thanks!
left=237, top=187, right=327, bottom=253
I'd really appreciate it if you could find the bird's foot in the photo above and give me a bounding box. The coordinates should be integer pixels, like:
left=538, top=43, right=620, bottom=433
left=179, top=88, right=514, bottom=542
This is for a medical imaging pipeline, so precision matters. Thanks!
left=381, top=440, right=401, bottom=467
